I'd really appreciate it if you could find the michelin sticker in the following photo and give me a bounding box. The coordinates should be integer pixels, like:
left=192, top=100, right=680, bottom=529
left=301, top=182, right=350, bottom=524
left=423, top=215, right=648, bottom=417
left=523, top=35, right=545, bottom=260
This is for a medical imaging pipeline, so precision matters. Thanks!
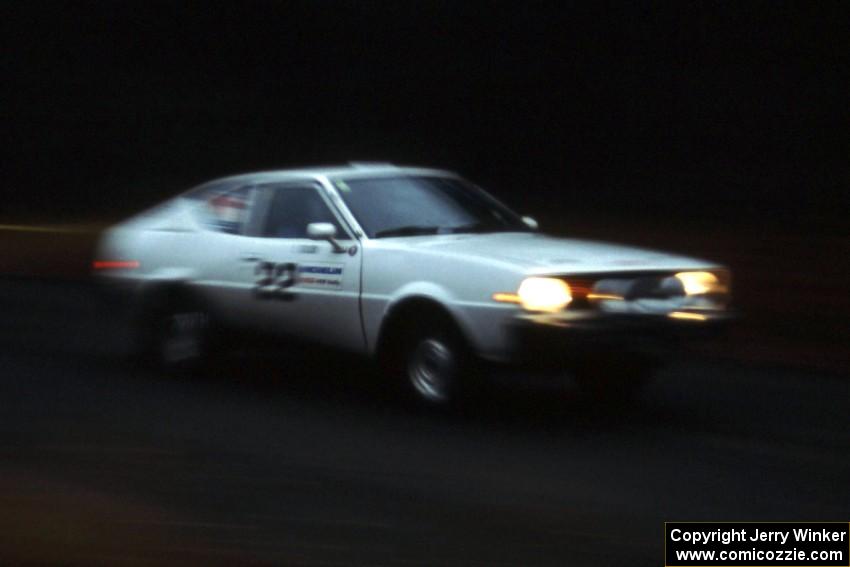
left=298, top=263, right=344, bottom=289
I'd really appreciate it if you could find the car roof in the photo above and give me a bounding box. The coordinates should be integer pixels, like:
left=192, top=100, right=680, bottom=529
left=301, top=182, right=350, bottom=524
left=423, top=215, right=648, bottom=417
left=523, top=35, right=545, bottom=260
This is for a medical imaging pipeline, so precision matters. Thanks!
left=189, top=163, right=458, bottom=192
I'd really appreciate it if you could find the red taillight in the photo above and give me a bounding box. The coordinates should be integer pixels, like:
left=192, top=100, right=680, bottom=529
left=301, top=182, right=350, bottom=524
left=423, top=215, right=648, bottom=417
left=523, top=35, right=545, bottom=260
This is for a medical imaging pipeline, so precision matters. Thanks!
left=92, top=260, right=140, bottom=270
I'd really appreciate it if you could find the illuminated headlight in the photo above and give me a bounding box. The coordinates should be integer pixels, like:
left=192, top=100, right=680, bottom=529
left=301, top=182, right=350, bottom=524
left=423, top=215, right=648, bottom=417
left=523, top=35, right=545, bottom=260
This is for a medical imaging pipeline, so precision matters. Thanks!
left=516, top=277, right=572, bottom=312
left=674, top=271, right=729, bottom=296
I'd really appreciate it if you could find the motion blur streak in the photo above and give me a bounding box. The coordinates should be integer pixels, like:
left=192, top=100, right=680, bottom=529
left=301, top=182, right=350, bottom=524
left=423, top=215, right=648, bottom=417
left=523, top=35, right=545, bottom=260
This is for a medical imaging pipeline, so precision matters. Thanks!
left=587, top=293, right=625, bottom=301
left=0, top=224, right=98, bottom=234
left=669, top=311, right=709, bottom=321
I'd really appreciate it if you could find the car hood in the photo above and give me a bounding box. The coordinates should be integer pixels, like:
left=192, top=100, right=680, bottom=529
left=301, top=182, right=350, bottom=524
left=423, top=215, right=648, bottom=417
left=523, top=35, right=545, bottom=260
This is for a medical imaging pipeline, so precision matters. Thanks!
left=394, top=232, right=718, bottom=274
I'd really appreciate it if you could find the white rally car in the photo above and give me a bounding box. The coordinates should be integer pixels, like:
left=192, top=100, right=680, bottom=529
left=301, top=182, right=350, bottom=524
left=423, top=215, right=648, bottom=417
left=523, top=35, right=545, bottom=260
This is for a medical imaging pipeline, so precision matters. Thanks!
left=96, top=164, right=733, bottom=405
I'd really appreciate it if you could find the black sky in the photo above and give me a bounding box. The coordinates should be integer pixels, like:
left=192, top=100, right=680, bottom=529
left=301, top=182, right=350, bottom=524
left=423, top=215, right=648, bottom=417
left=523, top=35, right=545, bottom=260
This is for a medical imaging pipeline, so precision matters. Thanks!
left=2, top=1, right=848, bottom=224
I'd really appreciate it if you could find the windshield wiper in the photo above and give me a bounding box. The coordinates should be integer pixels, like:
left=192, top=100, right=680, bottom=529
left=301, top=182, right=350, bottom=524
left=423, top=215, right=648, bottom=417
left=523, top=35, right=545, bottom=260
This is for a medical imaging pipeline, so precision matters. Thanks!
left=374, top=225, right=442, bottom=238
left=448, top=222, right=493, bottom=234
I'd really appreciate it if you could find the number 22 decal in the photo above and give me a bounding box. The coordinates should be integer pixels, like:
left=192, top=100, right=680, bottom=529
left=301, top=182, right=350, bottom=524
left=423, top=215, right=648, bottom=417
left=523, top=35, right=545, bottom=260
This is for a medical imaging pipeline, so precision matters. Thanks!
left=254, top=261, right=297, bottom=300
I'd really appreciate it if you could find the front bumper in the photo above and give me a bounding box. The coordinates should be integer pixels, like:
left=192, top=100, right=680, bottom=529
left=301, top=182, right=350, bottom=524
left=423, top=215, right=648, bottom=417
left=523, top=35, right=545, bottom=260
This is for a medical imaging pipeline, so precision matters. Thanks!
left=506, top=310, right=735, bottom=366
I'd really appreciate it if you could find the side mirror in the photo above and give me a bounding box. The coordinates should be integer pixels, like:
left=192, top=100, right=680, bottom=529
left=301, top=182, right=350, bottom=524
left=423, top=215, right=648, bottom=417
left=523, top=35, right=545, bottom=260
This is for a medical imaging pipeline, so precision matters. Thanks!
left=521, top=216, right=539, bottom=231
left=307, top=222, right=346, bottom=253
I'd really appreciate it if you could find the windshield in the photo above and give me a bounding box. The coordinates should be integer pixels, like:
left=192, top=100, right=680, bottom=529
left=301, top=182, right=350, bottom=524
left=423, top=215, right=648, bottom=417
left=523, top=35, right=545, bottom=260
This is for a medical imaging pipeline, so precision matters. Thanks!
left=333, top=176, right=530, bottom=238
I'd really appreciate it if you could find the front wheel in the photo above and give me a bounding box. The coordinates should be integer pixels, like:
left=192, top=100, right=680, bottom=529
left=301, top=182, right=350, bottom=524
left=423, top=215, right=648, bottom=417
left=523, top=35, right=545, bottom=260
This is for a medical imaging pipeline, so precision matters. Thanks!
left=384, top=316, right=479, bottom=408
left=406, top=336, right=460, bottom=405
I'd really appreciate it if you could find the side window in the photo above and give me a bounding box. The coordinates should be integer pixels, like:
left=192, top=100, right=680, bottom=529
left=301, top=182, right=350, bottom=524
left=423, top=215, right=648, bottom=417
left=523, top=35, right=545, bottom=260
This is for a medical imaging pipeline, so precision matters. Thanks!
left=261, top=186, right=344, bottom=239
left=198, top=185, right=254, bottom=235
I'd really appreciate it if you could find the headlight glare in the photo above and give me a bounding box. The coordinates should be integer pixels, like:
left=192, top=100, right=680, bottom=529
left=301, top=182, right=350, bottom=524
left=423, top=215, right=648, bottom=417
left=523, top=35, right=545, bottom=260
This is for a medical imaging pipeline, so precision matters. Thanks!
left=517, top=277, right=572, bottom=312
left=674, top=271, right=728, bottom=296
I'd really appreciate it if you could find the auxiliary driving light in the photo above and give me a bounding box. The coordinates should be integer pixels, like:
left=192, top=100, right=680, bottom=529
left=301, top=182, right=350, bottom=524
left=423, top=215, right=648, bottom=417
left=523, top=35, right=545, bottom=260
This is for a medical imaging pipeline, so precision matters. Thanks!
left=674, top=271, right=728, bottom=296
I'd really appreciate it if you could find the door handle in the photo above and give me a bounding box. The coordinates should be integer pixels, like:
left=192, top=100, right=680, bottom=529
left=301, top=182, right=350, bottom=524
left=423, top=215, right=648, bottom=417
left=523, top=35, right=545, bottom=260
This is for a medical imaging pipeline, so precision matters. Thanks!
left=240, top=254, right=260, bottom=262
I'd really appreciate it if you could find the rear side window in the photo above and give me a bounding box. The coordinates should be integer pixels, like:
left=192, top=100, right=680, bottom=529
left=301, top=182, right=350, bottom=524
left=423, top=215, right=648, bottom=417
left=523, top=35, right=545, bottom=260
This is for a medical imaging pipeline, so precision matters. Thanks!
left=261, top=185, right=343, bottom=239
left=197, top=185, right=254, bottom=235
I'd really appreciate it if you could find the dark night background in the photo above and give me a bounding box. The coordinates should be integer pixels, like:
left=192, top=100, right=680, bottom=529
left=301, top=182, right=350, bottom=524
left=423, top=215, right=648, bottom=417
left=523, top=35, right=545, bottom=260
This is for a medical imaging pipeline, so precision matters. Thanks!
left=3, top=1, right=848, bottom=227
left=2, top=3, right=850, bottom=564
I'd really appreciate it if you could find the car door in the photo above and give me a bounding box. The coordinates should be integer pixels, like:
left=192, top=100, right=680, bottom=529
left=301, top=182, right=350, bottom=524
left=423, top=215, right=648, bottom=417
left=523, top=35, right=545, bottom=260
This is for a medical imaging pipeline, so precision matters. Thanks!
left=187, top=182, right=266, bottom=328
left=236, top=182, right=365, bottom=354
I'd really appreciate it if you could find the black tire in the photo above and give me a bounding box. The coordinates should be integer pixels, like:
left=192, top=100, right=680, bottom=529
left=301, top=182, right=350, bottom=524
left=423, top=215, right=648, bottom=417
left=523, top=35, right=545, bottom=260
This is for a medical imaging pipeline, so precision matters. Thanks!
left=136, top=291, right=217, bottom=376
left=383, top=313, right=480, bottom=408
left=573, top=355, right=658, bottom=403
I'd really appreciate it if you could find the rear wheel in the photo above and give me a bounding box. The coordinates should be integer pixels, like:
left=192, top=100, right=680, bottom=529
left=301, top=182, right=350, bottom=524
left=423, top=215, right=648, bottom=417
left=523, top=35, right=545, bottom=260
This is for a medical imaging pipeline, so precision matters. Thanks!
left=137, top=293, right=216, bottom=375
